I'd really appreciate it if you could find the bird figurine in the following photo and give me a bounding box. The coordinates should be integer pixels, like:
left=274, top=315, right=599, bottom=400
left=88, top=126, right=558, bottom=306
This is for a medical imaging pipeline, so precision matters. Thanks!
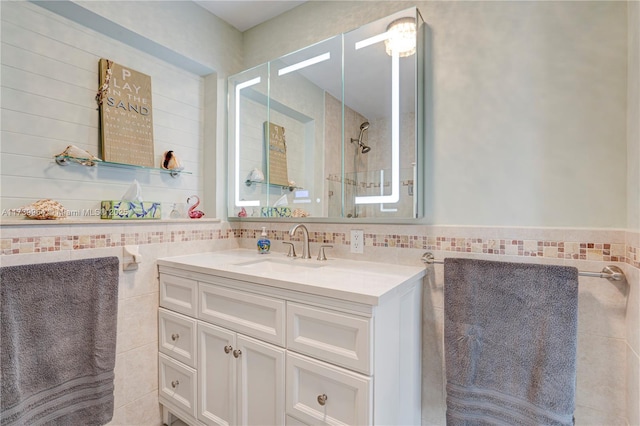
left=187, top=195, right=204, bottom=219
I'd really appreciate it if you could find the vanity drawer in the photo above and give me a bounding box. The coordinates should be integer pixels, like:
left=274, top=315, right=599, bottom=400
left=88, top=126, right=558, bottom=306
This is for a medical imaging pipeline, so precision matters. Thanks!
left=286, top=352, right=371, bottom=426
left=159, top=308, right=197, bottom=368
left=286, top=302, right=371, bottom=374
left=199, top=282, right=285, bottom=347
left=160, top=274, right=198, bottom=317
left=159, top=353, right=197, bottom=418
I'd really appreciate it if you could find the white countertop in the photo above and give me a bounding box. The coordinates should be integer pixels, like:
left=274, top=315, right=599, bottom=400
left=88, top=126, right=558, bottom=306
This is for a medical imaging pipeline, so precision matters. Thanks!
left=157, top=249, right=425, bottom=306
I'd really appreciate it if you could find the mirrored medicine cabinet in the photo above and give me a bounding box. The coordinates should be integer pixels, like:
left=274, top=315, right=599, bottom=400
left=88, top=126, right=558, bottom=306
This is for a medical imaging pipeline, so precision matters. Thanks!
left=228, top=7, right=425, bottom=222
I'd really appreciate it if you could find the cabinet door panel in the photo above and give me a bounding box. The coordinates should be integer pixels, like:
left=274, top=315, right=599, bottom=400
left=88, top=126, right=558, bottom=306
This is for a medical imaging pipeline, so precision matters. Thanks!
left=199, top=283, right=285, bottom=346
left=286, top=352, right=371, bottom=426
left=198, top=322, right=236, bottom=426
left=236, top=335, right=286, bottom=426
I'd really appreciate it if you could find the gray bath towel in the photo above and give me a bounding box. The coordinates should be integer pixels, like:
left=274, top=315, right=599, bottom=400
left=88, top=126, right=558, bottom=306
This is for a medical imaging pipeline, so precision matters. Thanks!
left=1, top=257, right=119, bottom=426
left=444, top=258, right=579, bottom=426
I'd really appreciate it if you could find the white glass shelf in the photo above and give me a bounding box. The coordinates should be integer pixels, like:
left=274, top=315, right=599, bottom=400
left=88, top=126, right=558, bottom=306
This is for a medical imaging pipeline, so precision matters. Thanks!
left=245, top=179, right=301, bottom=192
left=55, top=155, right=191, bottom=178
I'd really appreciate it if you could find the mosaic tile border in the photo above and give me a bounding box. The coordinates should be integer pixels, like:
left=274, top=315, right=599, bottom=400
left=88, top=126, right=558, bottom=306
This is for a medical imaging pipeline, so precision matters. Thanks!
left=1, top=226, right=638, bottom=269
left=1, top=229, right=234, bottom=255
left=236, top=228, right=640, bottom=269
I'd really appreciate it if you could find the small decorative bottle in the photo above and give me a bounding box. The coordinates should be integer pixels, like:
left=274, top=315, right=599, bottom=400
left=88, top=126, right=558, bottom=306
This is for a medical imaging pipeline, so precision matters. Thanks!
left=257, top=227, right=271, bottom=254
left=169, top=203, right=182, bottom=219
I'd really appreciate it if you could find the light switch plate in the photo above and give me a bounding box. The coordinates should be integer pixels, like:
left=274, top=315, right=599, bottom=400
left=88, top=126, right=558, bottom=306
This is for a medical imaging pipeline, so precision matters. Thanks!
left=351, top=230, right=364, bottom=254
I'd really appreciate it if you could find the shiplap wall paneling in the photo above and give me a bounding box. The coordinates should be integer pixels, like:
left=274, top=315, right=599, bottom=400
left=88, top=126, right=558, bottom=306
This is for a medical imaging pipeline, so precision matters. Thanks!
left=1, top=1, right=205, bottom=215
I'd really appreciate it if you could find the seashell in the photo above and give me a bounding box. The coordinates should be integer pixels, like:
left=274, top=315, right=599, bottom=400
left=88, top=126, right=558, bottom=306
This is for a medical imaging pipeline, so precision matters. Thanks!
left=292, top=208, right=309, bottom=218
left=56, top=145, right=102, bottom=166
left=248, top=168, right=264, bottom=182
left=161, top=150, right=184, bottom=171
left=11, top=199, right=67, bottom=220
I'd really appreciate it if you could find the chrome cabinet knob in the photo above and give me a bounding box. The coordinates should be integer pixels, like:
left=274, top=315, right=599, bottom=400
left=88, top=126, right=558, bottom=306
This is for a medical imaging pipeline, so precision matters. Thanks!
left=171, top=333, right=179, bottom=341
left=317, top=394, right=328, bottom=406
left=171, top=380, right=179, bottom=388
left=233, top=349, right=242, bottom=358
left=224, top=345, right=233, bottom=354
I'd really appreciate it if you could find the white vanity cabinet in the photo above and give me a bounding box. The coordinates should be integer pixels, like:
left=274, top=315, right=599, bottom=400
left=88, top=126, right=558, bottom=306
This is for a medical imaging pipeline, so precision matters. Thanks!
left=157, top=250, right=424, bottom=426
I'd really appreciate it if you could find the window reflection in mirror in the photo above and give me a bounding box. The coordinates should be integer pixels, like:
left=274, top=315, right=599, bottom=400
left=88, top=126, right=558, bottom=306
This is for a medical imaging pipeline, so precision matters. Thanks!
left=228, top=7, right=424, bottom=222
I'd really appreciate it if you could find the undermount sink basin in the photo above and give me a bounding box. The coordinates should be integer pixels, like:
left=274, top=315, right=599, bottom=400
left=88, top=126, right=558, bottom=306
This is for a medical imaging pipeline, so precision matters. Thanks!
left=233, top=257, right=327, bottom=273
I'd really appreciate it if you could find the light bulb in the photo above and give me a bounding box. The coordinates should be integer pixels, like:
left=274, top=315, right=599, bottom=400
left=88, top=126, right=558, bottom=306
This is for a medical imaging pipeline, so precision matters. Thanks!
left=384, top=17, right=416, bottom=57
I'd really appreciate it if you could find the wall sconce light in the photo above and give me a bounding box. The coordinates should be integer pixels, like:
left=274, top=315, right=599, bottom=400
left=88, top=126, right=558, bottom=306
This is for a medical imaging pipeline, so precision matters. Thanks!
left=384, top=17, right=416, bottom=57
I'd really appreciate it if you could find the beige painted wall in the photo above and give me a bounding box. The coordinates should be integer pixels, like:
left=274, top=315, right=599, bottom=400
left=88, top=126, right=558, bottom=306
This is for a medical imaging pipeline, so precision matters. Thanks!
left=628, top=1, right=640, bottom=232
left=626, top=3, right=640, bottom=424
left=244, top=1, right=629, bottom=228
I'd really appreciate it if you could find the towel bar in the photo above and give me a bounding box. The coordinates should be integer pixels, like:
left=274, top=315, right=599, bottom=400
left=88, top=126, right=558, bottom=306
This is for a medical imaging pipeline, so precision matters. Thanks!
left=421, top=252, right=626, bottom=282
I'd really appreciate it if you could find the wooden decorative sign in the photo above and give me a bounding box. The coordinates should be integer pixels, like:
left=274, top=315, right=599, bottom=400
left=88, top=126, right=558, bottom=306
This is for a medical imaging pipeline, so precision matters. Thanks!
left=97, top=59, right=154, bottom=167
left=263, top=122, right=289, bottom=186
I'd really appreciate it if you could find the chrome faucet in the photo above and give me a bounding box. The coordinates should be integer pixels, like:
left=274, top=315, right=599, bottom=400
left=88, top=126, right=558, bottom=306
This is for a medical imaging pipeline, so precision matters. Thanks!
left=289, top=224, right=311, bottom=259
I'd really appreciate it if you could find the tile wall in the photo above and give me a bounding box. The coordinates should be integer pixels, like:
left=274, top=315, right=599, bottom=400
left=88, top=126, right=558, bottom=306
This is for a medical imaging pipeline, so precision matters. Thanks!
left=0, top=220, right=237, bottom=425
left=0, top=220, right=637, bottom=425
left=235, top=222, right=639, bottom=425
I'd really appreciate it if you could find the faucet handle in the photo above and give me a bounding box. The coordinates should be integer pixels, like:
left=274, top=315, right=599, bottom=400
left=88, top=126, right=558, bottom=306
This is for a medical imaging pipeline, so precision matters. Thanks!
left=317, top=245, right=333, bottom=261
left=283, top=242, right=297, bottom=258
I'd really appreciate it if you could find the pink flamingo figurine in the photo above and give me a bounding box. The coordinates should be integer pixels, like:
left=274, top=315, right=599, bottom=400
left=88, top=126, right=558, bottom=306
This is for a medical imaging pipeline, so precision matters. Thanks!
left=187, top=195, right=205, bottom=219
